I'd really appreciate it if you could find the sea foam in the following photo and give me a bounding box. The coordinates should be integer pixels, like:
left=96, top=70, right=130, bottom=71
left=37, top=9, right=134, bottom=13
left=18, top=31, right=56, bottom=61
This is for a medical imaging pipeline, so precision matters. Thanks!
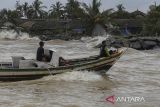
left=0, top=29, right=39, bottom=40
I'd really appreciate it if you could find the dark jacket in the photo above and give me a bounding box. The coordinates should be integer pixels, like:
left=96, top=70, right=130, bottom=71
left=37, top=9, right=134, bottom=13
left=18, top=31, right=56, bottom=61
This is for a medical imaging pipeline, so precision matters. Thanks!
left=36, top=47, right=44, bottom=61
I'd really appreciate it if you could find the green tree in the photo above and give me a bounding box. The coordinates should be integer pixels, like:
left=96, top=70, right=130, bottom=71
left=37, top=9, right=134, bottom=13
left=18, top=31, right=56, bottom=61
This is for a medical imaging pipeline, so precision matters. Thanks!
left=26, top=6, right=35, bottom=19
left=49, top=1, right=64, bottom=19
left=117, top=4, right=125, bottom=12
left=111, top=4, right=131, bottom=19
left=32, top=0, right=47, bottom=19
left=143, top=5, right=160, bottom=36
left=8, top=10, right=20, bottom=20
left=15, top=1, right=23, bottom=17
left=82, top=0, right=113, bottom=35
left=0, top=9, right=8, bottom=20
left=0, top=9, right=19, bottom=21
left=65, top=0, right=84, bottom=19
left=22, top=2, right=29, bottom=18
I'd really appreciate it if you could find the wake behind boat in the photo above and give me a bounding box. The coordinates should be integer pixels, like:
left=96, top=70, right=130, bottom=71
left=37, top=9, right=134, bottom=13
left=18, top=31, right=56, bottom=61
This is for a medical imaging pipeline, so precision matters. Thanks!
left=0, top=49, right=125, bottom=81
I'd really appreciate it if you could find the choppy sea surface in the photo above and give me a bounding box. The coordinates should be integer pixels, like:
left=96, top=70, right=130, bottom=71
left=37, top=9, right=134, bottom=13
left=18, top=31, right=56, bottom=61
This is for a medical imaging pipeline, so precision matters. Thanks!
left=0, top=33, right=159, bottom=107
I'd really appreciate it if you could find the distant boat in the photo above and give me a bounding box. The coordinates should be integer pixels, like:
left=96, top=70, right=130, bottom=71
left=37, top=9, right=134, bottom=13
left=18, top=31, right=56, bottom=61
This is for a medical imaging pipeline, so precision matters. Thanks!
left=0, top=49, right=125, bottom=81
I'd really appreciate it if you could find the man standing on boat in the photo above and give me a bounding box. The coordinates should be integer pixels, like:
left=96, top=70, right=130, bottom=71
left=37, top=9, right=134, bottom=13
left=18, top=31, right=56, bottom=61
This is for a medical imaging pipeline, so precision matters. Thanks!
left=36, top=41, right=45, bottom=61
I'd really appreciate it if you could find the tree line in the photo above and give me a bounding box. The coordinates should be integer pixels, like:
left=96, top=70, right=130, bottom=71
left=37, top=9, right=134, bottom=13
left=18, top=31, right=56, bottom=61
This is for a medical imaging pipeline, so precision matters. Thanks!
left=0, top=0, right=160, bottom=36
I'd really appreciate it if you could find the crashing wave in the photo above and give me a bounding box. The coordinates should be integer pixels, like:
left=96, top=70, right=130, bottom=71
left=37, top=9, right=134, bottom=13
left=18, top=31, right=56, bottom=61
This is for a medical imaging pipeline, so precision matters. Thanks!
left=82, top=34, right=110, bottom=48
left=0, top=29, right=39, bottom=40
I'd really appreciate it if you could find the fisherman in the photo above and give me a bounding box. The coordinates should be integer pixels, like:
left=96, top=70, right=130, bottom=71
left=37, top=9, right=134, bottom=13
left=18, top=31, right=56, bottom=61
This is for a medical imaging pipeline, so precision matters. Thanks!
left=99, top=40, right=110, bottom=57
left=36, top=41, right=45, bottom=61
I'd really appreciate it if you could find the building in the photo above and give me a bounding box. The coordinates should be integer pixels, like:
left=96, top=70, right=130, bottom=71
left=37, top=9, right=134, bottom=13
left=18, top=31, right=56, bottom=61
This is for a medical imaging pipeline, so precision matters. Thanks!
left=16, top=19, right=85, bottom=35
left=111, top=19, right=144, bottom=35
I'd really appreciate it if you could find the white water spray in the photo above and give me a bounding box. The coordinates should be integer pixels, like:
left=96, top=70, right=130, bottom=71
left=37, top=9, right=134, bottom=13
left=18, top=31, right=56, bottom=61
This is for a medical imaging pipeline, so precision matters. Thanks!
left=0, top=29, right=39, bottom=40
left=43, top=71, right=103, bottom=82
left=83, top=35, right=110, bottom=48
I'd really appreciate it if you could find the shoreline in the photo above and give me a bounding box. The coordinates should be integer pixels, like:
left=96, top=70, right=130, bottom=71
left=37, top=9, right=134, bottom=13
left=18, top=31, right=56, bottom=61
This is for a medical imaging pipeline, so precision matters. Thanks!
left=94, top=36, right=160, bottom=50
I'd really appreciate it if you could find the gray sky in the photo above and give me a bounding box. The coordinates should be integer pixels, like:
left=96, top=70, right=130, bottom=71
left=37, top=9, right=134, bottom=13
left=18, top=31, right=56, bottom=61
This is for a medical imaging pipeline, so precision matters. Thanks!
left=0, top=0, right=160, bottom=13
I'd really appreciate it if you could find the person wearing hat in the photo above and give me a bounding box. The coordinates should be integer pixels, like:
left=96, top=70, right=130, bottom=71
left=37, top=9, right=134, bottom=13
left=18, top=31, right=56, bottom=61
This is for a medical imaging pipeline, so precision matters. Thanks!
left=36, top=41, right=45, bottom=61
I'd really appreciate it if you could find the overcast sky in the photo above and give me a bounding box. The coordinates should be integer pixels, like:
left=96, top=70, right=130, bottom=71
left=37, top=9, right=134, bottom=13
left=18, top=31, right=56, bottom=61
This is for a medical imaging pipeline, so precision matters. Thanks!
left=0, top=0, right=160, bottom=13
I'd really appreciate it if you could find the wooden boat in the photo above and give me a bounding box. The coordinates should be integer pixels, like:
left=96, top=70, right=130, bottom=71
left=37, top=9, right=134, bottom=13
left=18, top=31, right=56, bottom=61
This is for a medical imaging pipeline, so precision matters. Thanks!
left=0, top=49, right=125, bottom=81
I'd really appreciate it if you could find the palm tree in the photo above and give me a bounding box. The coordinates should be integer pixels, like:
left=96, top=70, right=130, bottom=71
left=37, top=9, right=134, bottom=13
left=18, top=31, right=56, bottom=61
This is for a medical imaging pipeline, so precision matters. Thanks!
left=15, top=1, right=23, bottom=17
left=65, top=0, right=84, bottom=19
left=22, top=2, right=29, bottom=18
left=111, top=4, right=131, bottom=19
left=49, top=1, right=64, bottom=19
left=116, top=4, right=125, bottom=12
left=143, top=5, right=160, bottom=36
left=0, top=9, right=8, bottom=20
left=24, top=6, right=34, bottom=19
left=8, top=10, right=20, bottom=20
left=0, top=8, right=20, bottom=21
left=82, top=0, right=113, bottom=35
left=101, top=9, right=114, bottom=24
left=32, top=0, right=47, bottom=19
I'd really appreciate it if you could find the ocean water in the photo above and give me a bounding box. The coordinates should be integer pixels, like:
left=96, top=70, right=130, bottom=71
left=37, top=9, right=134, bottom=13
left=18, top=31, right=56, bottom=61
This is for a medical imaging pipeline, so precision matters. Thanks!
left=0, top=32, right=159, bottom=107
